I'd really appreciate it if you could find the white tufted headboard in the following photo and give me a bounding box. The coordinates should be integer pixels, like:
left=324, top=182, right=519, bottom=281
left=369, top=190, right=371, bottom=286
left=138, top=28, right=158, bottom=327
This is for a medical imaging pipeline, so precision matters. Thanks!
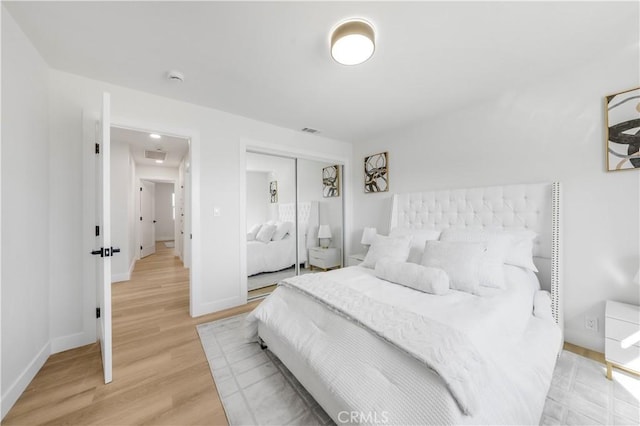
left=389, top=182, right=562, bottom=326
left=278, top=201, right=319, bottom=250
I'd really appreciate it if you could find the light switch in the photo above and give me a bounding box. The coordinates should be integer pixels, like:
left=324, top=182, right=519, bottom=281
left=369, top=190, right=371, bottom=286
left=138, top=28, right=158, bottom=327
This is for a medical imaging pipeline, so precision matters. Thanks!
left=213, top=207, right=221, bottom=217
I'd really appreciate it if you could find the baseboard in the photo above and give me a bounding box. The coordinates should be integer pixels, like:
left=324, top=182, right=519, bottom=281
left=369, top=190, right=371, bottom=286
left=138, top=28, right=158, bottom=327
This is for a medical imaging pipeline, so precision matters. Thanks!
left=191, top=295, right=246, bottom=318
left=111, top=258, right=136, bottom=283
left=50, top=331, right=94, bottom=355
left=564, top=328, right=605, bottom=353
left=1, top=341, right=50, bottom=420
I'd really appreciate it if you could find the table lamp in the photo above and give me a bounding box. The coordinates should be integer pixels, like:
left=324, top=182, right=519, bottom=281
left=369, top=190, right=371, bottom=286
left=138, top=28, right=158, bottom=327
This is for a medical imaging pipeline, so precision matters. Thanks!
left=361, top=227, right=377, bottom=252
left=318, top=225, right=332, bottom=249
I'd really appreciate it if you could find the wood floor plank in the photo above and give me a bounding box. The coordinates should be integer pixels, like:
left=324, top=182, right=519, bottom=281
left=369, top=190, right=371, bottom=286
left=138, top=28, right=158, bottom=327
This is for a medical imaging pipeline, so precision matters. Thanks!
left=3, top=242, right=260, bottom=425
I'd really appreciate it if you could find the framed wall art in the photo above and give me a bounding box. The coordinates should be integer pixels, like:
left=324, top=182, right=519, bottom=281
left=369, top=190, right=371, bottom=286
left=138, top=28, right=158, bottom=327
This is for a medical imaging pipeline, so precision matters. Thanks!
left=322, top=165, right=340, bottom=197
left=364, top=152, right=389, bottom=193
left=605, top=87, right=640, bottom=171
left=269, top=181, right=278, bottom=203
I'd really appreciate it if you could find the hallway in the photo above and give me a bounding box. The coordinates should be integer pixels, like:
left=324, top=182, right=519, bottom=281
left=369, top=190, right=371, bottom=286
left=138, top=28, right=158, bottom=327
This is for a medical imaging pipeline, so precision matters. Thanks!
left=4, top=242, right=259, bottom=425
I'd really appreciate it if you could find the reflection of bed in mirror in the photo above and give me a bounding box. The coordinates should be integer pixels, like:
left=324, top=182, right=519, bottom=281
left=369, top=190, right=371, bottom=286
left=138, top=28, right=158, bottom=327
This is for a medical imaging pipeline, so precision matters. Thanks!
left=247, top=201, right=318, bottom=277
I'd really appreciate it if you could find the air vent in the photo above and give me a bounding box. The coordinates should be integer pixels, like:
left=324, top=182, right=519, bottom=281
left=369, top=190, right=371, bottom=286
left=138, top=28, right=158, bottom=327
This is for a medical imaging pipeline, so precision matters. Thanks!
left=145, top=150, right=167, bottom=161
left=301, top=127, right=320, bottom=134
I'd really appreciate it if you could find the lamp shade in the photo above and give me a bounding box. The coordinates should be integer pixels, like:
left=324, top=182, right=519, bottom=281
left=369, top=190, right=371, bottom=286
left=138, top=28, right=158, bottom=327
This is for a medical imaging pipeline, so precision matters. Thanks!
left=331, top=19, right=375, bottom=65
left=317, top=225, right=332, bottom=239
left=361, top=227, right=377, bottom=245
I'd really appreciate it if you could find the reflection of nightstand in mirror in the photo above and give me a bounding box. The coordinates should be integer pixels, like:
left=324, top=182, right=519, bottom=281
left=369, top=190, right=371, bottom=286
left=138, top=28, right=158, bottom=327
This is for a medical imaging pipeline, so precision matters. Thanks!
left=347, top=253, right=366, bottom=267
left=309, top=247, right=341, bottom=271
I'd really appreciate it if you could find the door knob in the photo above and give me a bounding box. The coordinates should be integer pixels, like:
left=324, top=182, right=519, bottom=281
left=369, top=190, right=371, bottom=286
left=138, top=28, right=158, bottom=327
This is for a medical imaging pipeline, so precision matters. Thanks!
left=91, top=249, right=103, bottom=256
left=112, top=247, right=121, bottom=254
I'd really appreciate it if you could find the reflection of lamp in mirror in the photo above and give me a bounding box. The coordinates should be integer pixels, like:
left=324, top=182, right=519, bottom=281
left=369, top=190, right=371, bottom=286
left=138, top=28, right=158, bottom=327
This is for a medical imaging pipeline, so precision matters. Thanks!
left=317, top=225, right=332, bottom=249
left=361, top=227, right=377, bottom=252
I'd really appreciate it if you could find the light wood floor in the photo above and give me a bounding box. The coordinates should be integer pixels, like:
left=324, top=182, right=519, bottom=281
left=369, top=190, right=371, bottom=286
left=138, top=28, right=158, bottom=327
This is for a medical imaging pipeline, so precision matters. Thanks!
left=4, top=242, right=260, bottom=425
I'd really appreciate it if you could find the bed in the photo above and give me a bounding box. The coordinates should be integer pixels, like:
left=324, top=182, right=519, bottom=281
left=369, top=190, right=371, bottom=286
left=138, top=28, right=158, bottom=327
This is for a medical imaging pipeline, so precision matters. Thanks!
left=247, top=201, right=319, bottom=277
left=246, top=183, right=563, bottom=424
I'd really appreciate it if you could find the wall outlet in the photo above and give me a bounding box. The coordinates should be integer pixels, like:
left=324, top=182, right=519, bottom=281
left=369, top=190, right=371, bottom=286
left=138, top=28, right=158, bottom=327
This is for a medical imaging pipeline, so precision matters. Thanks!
left=585, top=316, right=599, bottom=332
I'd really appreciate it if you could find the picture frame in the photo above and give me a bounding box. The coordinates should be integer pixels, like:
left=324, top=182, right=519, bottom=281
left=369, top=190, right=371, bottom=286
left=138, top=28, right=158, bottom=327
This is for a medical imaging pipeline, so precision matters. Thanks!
left=269, top=180, right=278, bottom=203
left=364, top=152, right=389, bottom=193
left=322, top=165, right=340, bottom=197
left=605, top=87, right=640, bottom=171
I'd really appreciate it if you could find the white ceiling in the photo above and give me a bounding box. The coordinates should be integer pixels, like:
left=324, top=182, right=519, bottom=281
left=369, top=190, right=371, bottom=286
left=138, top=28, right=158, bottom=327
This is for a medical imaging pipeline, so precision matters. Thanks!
left=111, top=126, right=189, bottom=169
left=5, top=1, right=639, bottom=142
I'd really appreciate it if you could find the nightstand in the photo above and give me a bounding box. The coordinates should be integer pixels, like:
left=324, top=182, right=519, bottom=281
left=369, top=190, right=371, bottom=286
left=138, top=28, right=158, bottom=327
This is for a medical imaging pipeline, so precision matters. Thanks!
left=347, top=253, right=366, bottom=267
left=308, top=247, right=341, bottom=271
left=605, top=300, right=640, bottom=379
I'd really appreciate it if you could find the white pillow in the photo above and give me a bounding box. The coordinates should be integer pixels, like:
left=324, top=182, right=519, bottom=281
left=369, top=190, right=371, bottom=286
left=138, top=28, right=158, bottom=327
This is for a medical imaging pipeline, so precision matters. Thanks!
left=441, top=228, right=538, bottom=272
left=247, top=224, right=262, bottom=241
left=272, top=221, right=293, bottom=241
left=375, top=258, right=450, bottom=295
left=389, top=228, right=441, bottom=264
left=440, top=229, right=511, bottom=289
left=499, top=229, right=538, bottom=272
left=421, top=241, right=486, bottom=294
left=255, top=224, right=277, bottom=243
left=361, top=234, right=412, bottom=269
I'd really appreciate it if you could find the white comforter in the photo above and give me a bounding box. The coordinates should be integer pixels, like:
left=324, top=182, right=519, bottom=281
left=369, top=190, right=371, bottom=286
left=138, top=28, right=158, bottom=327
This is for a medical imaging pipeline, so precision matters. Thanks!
left=246, top=265, right=562, bottom=425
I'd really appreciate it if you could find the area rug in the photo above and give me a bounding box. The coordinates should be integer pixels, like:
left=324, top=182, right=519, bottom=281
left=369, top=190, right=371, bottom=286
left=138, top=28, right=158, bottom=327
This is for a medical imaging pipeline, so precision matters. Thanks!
left=197, top=314, right=639, bottom=426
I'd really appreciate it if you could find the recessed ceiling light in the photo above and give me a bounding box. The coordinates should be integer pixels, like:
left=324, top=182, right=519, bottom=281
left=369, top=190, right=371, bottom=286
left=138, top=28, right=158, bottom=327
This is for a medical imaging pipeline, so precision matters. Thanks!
left=150, top=133, right=161, bottom=139
left=331, top=19, right=375, bottom=66
left=155, top=160, right=164, bottom=164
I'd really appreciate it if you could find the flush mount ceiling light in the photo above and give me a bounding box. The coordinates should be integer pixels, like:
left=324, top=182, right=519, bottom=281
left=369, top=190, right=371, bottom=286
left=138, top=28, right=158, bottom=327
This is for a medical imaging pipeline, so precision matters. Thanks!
left=330, top=19, right=375, bottom=65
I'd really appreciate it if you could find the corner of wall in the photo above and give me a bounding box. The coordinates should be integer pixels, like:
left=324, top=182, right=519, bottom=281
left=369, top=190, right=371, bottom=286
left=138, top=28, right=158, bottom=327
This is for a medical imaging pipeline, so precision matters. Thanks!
left=1, top=342, right=50, bottom=420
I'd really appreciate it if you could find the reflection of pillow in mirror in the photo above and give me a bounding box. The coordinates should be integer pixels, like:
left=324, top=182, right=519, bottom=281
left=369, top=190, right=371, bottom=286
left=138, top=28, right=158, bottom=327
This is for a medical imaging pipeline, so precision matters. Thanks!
left=247, top=223, right=262, bottom=241
left=272, top=221, right=293, bottom=241
left=256, top=224, right=277, bottom=243
left=389, top=228, right=441, bottom=264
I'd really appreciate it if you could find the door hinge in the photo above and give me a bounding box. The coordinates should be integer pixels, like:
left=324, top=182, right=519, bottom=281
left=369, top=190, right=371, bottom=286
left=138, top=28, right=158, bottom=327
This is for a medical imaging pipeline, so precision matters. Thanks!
left=96, top=307, right=101, bottom=319
left=140, top=216, right=143, bottom=221
left=140, top=245, right=143, bottom=251
left=95, top=143, right=100, bottom=154
left=95, top=225, right=100, bottom=237
left=140, top=187, right=142, bottom=192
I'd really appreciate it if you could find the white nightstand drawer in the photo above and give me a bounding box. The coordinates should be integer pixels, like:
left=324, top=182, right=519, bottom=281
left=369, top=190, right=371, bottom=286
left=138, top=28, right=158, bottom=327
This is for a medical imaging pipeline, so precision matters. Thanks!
left=606, top=337, right=640, bottom=371
left=606, top=317, right=640, bottom=347
left=308, top=248, right=341, bottom=270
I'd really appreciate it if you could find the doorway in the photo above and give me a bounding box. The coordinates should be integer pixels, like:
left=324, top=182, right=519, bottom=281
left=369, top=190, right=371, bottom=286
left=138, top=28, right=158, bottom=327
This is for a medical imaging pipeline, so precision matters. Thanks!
left=109, top=126, right=190, bottom=282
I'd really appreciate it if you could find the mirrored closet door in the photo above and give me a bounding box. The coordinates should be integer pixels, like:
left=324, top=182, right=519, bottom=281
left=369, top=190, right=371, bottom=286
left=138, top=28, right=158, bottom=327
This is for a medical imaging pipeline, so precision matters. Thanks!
left=245, top=152, right=344, bottom=300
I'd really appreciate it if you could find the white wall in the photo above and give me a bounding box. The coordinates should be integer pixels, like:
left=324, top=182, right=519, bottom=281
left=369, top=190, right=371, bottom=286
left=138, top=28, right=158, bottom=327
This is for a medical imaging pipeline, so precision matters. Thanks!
left=110, top=140, right=135, bottom=282
left=246, top=171, right=270, bottom=229
left=154, top=182, right=175, bottom=241
left=351, top=45, right=640, bottom=352
left=46, top=67, right=351, bottom=356
left=1, top=8, right=51, bottom=418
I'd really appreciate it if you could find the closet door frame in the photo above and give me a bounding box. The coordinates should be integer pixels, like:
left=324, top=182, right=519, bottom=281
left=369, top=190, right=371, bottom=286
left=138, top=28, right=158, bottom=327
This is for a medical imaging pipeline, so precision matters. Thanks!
left=239, top=139, right=350, bottom=305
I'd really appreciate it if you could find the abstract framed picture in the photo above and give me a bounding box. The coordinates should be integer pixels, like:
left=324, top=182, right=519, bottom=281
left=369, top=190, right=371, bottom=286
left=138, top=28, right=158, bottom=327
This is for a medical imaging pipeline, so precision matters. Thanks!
left=322, top=165, right=340, bottom=198
left=364, top=152, right=389, bottom=193
left=606, top=87, right=640, bottom=171
left=269, top=181, right=278, bottom=203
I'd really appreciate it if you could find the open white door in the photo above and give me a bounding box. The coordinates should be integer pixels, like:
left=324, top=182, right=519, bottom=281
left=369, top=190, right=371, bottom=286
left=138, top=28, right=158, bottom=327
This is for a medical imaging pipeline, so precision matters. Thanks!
left=140, top=180, right=156, bottom=258
left=92, top=92, right=113, bottom=384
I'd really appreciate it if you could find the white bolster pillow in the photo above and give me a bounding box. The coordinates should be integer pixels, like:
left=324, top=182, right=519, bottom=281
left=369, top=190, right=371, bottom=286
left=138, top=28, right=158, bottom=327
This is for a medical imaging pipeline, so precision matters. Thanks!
left=534, top=290, right=554, bottom=321
left=375, top=258, right=450, bottom=295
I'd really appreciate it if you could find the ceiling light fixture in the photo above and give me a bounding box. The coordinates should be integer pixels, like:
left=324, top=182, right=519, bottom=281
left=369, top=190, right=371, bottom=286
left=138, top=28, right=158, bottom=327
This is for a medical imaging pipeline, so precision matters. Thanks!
left=331, top=19, right=375, bottom=66
left=155, top=160, right=164, bottom=164
left=150, top=133, right=161, bottom=139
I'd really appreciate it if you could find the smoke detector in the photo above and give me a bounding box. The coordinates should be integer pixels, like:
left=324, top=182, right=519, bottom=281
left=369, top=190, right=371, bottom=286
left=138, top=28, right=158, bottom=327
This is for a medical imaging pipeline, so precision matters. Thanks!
left=167, top=70, right=184, bottom=82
